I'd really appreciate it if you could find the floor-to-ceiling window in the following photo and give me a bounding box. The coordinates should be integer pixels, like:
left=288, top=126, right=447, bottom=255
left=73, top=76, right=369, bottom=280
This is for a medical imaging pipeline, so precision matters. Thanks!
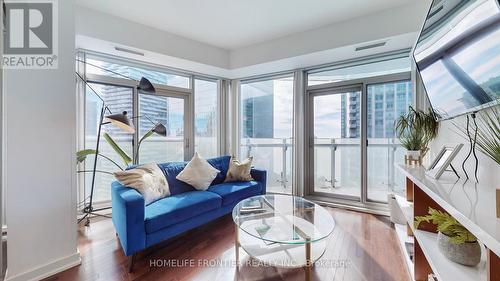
left=306, top=54, right=412, bottom=207
left=239, top=75, right=294, bottom=194
left=79, top=53, right=221, bottom=207
left=366, top=80, right=412, bottom=202
left=195, top=78, right=219, bottom=158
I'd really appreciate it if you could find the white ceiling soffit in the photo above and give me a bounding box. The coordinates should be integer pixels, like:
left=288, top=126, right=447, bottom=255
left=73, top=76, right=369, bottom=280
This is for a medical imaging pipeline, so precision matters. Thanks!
left=76, top=32, right=417, bottom=79
left=76, top=0, right=414, bottom=50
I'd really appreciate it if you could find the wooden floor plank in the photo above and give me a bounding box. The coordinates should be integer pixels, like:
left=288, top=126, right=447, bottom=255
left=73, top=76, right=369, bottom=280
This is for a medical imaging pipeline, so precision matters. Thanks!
left=45, top=208, right=409, bottom=281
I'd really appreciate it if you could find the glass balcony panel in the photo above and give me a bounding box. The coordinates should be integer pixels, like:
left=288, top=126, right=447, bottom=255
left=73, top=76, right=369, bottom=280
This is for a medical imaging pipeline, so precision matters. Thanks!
left=138, top=94, right=185, bottom=164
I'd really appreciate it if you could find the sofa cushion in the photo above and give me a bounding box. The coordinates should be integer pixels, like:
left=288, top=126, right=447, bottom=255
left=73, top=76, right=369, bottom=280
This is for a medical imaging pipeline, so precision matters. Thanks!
left=157, top=161, right=195, bottom=195
left=207, top=156, right=231, bottom=185
left=176, top=153, right=220, bottom=191
left=207, top=181, right=262, bottom=206
left=145, top=191, right=222, bottom=233
left=157, top=156, right=231, bottom=195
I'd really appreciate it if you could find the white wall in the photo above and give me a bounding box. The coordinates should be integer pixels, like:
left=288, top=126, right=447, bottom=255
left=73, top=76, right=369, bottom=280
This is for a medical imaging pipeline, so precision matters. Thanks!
left=4, top=0, right=80, bottom=280
left=75, top=6, right=230, bottom=69
left=428, top=114, right=500, bottom=184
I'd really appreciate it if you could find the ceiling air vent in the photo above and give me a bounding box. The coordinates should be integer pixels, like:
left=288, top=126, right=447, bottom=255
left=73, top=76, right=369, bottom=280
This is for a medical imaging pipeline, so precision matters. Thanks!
left=114, top=46, right=145, bottom=56
left=355, top=42, right=386, bottom=52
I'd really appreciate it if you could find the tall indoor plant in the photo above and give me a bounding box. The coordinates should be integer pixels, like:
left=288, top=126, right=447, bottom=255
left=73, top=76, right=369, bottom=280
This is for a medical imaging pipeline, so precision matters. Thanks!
left=395, top=106, right=439, bottom=161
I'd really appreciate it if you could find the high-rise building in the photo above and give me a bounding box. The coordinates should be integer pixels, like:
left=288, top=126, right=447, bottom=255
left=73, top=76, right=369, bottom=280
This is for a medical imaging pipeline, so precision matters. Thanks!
left=242, top=95, right=274, bottom=138
left=340, top=81, right=412, bottom=139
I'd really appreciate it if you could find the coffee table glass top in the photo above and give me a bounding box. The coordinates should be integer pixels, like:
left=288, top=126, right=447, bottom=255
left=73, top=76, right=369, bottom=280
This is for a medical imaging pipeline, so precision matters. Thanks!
left=232, top=194, right=335, bottom=245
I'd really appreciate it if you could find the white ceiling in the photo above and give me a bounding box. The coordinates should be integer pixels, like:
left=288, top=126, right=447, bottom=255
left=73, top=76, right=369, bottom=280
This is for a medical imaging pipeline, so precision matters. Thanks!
left=76, top=0, right=414, bottom=50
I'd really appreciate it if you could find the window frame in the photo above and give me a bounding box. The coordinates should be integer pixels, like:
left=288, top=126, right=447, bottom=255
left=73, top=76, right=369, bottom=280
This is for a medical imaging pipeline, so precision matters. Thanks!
left=304, top=71, right=411, bottom=210
left=237, top=73, right=295, bottom=195
left=77, top=51, right=223, bottom=207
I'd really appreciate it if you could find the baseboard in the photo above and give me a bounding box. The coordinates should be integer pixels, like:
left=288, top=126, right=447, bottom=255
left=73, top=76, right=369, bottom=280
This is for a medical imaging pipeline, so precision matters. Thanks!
left=5, top=251, right=81, bottom=281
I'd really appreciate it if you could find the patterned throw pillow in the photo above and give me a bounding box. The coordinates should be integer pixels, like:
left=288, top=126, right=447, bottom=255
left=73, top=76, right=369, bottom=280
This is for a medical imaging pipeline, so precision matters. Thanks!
left=176, top=152, right=220, bottom=191
left=114, top=163, right=170, bottom=205
left=224, top=156, right=254, bottom=182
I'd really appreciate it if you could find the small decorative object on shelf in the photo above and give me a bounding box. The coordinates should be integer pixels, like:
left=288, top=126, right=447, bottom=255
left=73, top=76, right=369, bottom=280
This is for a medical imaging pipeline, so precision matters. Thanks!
left=404, top=148, right=427, bottom=165
left=395, top=106, right=439, bottom=166
left=425, top=144, right=463, bottom=179
left=415, top=208, right=481, bottom=267
left=427, top=273, right=438, bottom=281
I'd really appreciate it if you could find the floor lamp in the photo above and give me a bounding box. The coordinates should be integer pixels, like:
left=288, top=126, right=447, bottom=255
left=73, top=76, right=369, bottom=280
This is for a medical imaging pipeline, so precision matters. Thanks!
left=76, top=79, right=136, bottom=225
left=76, top=59, right=158, bottom=226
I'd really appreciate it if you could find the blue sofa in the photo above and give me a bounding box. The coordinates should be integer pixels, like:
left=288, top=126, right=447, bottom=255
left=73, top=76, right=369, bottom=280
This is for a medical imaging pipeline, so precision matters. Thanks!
left=111, top=155, right=266, bottom=269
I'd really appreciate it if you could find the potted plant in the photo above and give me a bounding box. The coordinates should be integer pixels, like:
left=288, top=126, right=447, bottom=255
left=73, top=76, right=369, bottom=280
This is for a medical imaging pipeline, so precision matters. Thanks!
left=415, top=207, right=481, bottom=266
left=395, top=106, right=439, bottom=163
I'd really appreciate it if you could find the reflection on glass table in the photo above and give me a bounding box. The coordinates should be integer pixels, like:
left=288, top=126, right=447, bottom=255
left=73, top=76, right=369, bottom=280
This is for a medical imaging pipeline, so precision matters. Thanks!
left=232, top=194, right=335, bottom=281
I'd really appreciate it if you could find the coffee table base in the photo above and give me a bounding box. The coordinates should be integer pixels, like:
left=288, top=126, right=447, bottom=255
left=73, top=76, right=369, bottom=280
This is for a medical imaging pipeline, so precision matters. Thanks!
left=235, top=227, right=326, bottom=280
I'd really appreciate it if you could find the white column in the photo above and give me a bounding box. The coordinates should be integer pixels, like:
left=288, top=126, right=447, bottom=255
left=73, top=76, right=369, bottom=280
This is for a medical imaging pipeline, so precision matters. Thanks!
left=4, top=0, right=81, bottom=280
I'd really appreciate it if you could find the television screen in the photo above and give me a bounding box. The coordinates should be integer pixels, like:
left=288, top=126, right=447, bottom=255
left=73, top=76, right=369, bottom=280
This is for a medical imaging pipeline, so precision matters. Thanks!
left=414, top=0, right=500, bottom=120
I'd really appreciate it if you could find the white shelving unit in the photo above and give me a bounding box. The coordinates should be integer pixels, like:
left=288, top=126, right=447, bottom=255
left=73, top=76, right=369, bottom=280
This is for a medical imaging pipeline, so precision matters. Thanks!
left=414, top=229, right=487, bottom=281
left=395, top=223, right=415, bottom=280
left=394, top=164, right=499, bottom=281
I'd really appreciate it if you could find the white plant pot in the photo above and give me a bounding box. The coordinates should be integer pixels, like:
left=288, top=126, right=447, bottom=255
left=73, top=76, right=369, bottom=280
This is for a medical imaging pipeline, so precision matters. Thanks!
left=406, top=150, right=421, bottom=158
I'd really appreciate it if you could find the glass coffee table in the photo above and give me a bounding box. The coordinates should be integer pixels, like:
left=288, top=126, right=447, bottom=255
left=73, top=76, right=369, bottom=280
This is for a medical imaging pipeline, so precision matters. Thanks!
left=232, top=194, right=335, bottom=281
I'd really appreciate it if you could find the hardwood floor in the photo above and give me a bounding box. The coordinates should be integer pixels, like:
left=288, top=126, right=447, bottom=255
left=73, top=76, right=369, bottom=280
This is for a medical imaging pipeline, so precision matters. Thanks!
left=46, top=208, right=410, bottom=281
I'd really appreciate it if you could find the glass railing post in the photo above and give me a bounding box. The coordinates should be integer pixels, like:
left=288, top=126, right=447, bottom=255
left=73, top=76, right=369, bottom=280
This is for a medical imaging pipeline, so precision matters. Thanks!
left=331, top=138, right=336, bottom=188
left=282, top=138, right=287, bottom=190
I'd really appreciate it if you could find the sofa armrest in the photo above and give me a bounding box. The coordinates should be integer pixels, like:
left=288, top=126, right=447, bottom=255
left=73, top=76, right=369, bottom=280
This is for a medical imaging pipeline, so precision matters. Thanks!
left=251, top=168, right=267, bottom=194
left=111, top=181, right=146, bottom=256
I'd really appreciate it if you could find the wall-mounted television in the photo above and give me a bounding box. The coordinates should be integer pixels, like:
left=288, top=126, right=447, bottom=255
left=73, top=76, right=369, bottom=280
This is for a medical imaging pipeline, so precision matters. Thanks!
left=414, top=0, right=500, bottom=120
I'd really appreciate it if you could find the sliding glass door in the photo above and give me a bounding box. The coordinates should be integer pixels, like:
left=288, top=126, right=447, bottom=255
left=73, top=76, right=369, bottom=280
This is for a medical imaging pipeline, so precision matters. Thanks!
left=137, top=90, right=189, bottom=164
left=310, top=86, right=362, bottom=201
left=306, top=74, right=412, bottom=207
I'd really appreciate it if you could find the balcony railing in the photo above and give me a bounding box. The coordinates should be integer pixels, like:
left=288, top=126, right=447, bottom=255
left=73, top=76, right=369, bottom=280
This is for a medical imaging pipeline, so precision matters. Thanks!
left=241, top=137, right=405, bottom=200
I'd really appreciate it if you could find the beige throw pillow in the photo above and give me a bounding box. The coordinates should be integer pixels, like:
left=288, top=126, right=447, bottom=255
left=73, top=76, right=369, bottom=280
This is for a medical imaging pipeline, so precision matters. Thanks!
left=224, top=156, right=254, bottom=182
left=176, top=152, right=220, bottom=191
left=114, top=163, right=170, bottom=205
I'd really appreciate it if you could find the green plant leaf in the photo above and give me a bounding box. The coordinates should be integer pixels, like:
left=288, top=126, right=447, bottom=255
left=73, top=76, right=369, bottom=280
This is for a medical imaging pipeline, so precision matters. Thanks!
left=395, top=107, right=438, bottom=151
left=103, top=132, right=132, bottom=166
left=414, top=207, right=477, bottom=244
left=76, top=149, right=96, bottom=163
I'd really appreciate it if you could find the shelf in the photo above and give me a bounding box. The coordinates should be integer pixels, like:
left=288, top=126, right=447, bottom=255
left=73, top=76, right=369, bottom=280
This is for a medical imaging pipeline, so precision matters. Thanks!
left=396, top=164, right=500, bottom=256
left=414, top=229, right=487, bottom=281
left=395, top=223, right=414, bottom=280
left=394, top=193, right=414, bottom=229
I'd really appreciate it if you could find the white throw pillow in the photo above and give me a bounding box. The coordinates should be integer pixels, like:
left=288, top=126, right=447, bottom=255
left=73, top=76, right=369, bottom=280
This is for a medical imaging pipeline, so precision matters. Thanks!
left=114, top=163, right=170, bottom=205
left=176, top=152, right=220, bottom=191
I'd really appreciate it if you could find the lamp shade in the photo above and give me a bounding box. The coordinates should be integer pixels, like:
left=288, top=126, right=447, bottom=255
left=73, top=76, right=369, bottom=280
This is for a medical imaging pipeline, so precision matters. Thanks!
left=103, top=111, right=135, bottom=133
left=152, top=123, right=167, bottom=136
left=138, top=77, right=156, bottom=94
